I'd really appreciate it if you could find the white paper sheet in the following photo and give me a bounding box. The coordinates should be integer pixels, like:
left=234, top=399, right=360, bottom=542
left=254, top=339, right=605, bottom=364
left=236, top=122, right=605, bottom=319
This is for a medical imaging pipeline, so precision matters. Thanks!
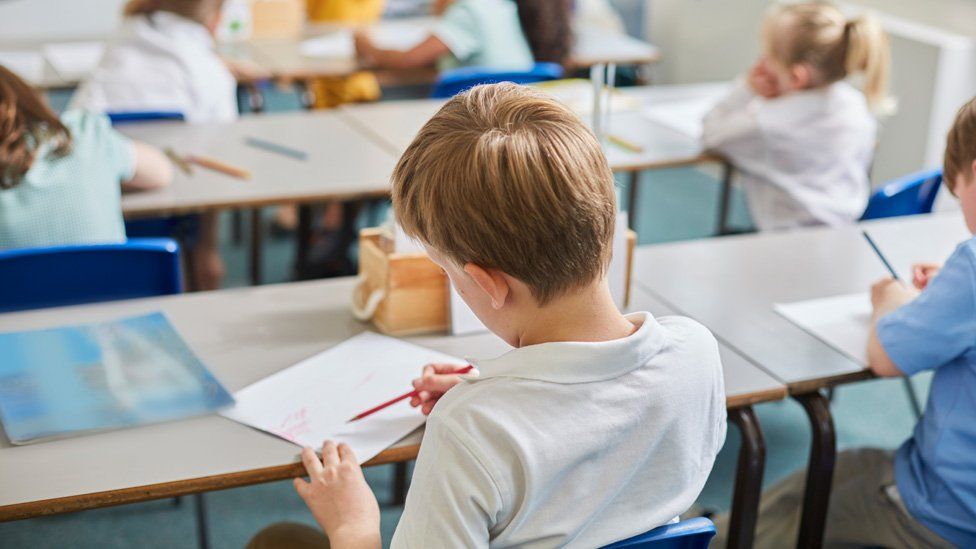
left=42, top=42, right=105, bottom=80
left=640, top=90, right=727, bottom=140
left=301, top=20, right=430, bottom=59
left=449, top=212, right=631, bottom=335
left=221, top=332, right=465, bottom=464
left=0, top=51, right=46, bottom=84
left=774, top=292, right=872, bottom=365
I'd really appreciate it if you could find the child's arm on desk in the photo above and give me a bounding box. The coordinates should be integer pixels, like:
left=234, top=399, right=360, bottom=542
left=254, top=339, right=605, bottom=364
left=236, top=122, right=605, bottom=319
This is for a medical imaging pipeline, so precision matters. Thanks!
left=867, top=278, right=917, bottom=377
left=294, top=441, right=381, bottom=549
left=354, top=32, right=449, bottom=70
left=122, top=141, right=173, bottom=192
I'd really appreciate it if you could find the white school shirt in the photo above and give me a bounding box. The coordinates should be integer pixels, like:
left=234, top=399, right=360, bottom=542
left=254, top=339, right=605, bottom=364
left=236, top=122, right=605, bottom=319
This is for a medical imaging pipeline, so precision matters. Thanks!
left=391, top=312, right=727, bottom=548
left=702, top=80, right=875, bottom=231
left=70, top=12, right=237, bottom=124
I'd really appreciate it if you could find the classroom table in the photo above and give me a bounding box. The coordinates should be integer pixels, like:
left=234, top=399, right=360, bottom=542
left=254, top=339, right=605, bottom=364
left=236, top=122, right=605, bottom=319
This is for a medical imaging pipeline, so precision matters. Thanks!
left=632, top=211, right=969, bottom=548
left=0, top=276, right=784, bottom=549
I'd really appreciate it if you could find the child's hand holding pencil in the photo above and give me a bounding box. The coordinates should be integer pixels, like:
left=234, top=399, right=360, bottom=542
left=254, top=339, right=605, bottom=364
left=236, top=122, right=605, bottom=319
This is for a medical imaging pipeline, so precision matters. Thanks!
left=410, top=363, right=477, bottom=416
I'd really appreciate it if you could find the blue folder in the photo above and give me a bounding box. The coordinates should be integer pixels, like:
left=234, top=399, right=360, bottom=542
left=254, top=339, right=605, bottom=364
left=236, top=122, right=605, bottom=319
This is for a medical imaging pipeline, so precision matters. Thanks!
left=0, top=312, right=234, bottom=444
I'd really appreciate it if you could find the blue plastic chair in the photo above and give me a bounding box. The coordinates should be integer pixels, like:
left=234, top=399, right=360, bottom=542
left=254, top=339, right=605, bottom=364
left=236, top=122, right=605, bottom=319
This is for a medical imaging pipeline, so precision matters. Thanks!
left=0, top=238, right=182, bottom=313
left=431, top=62, right=564, bottom=98
left=106, top=111, right=186, bottom=125
left=861, top=168, right=942, bottom=221
left=602, top=518, right=716, bottom=549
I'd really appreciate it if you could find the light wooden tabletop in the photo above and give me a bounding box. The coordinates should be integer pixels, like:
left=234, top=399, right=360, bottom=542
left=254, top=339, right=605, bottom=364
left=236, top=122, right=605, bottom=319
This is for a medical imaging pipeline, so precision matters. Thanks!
left=0, top=273, right=783, bottom=520
left=117, top=110, right=397, bottom=218
left=633, top=212, right=970, bottom=392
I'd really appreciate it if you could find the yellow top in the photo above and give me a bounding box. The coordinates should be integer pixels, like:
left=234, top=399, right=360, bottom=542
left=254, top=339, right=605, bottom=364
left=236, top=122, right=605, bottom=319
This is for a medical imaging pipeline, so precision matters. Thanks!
left=306, top=0, right=385, bottom=23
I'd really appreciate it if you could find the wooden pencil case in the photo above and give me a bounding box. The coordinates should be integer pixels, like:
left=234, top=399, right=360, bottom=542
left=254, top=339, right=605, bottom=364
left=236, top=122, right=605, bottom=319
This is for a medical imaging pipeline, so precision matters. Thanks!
left=352, top=228, right=638, bottom=336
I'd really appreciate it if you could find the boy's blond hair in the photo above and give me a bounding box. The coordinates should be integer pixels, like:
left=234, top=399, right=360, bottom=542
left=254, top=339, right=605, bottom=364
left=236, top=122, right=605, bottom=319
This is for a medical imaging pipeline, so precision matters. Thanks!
left=391, top=83, right=617, bottom=305
left=765, top=2, right=890, bottom=110
left=124, top=0, right=225, bottom=24
left=944, top=97, right=976, bottom=193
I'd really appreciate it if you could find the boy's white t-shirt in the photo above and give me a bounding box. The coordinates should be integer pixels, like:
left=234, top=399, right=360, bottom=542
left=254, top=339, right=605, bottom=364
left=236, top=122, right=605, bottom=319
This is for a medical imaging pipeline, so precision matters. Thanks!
left=70, top=11, right=238, bottom=124
left=391, top=312, right=727, bottom=548
left=702, top=80, right=876, bottom=231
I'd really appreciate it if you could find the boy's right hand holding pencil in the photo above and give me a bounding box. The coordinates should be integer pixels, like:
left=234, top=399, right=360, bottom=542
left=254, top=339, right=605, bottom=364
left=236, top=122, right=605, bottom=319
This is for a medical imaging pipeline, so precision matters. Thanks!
left=912, top=263, right=942, bottom=290
left=409, top=363, right=478, bottom=416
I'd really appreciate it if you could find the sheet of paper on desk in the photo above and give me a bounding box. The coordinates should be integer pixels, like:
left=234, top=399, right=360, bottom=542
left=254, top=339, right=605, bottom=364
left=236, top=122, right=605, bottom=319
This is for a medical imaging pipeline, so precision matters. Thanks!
left=43, top=42, right=105, bottom=80
left=775, top=292, right=872, bottom=365
left=301, top=22, right=429, bottom=58
left=0, top=51, right=45, bottom=84
left=640, top=91, right=726, bottom=140
left=221, top=332, right=465, bottom=464
left=0, top=312, right=234, bottom=445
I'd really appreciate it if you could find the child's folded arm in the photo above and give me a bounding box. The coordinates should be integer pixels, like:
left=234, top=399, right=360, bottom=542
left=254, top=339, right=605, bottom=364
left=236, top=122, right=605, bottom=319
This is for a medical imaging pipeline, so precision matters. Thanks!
left=702, top=79, right=762, bottom=153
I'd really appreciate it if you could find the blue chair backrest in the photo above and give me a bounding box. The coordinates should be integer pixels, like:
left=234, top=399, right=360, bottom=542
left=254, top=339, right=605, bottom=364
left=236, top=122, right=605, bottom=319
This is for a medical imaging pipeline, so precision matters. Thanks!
left=431, top=62, right=564, bottom=98
left=0, top=238, right=183, bottom=313
left=601, top=518, right=716, bottom=549
left=107, top=111, right=186, bottom=125
left=861, top=168, right=942, bottom=221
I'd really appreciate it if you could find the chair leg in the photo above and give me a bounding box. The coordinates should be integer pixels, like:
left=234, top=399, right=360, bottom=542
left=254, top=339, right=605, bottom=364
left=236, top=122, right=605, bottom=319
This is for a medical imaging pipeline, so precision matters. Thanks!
left=903, top=377, right=923, bottom=419
left=393, top=462, right=410, bottom=505
left=173, top=496, right=183, bottom=507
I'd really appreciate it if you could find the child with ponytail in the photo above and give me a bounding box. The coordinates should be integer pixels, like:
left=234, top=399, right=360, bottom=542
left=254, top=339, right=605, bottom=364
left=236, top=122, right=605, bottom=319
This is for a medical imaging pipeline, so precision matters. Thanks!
left=703, top=2, right=891, bottom=231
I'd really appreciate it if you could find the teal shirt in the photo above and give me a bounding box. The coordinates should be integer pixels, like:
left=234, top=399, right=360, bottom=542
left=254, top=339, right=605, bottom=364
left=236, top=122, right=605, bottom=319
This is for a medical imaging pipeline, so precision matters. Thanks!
left=0, top=111, right=134, bottom=250
left=434, top=0, right=534, bottom=71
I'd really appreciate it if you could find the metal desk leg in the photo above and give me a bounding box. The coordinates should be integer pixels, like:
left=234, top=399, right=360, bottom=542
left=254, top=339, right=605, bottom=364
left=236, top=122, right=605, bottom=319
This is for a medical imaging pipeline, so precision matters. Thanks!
left=627, top=171, right=640, bottom=231
left=249, top=208, right=263, bottom=286
left=297, top=80, right=316, bottom=111
left=716, top=162, right=735, bottom=236
left=727, top=406, right=765, bottom=549
left=294, top=205, right=313, bottom=280
left=195, top=493, right=210, bottom=549
left=795, top=392, right=836, bottom=549
left=393, top=462, right=410, bottom=505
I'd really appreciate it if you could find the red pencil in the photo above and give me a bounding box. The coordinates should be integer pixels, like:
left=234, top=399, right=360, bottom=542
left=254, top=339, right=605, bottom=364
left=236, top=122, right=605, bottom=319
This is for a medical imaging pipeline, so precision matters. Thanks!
left=346, top=365, right=475, bottom=423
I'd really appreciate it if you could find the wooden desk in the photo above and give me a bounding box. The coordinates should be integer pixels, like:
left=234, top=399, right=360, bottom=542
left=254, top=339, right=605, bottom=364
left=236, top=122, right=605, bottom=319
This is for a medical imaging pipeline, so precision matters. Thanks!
left=0, top=277, right=783, bottom=549
left=633, top=212, right=969, bottom=547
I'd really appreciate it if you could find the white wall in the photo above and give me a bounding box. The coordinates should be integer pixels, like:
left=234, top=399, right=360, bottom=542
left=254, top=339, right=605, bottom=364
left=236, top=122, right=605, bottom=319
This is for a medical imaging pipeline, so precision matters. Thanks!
left=0, top=0, right=126, bottom=42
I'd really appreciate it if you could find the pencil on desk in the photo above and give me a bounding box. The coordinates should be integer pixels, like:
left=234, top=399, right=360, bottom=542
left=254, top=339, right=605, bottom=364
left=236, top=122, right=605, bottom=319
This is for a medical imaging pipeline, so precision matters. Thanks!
left=862, top=230, right=900, bottom=280
left=244, top=136, right=308, bottom=161
left=347, top=365, right=475, bottom=423
left=187, top=154, right=252, bottom=180
left=608, top=134, right=644, bottom=153
left=164, top=147, right=193, bottom=175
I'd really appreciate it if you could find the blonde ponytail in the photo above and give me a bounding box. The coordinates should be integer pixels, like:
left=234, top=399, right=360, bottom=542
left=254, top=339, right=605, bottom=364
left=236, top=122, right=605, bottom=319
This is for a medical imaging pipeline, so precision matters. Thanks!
left=844, top=15, right=891, bottom=111
left=766, top=3, right=892, bottom=112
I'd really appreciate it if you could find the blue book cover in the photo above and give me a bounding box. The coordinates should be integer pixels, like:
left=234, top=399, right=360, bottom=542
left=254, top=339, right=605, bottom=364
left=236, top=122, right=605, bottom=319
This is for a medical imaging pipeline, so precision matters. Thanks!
left=0, top=312, right=234, bottom=445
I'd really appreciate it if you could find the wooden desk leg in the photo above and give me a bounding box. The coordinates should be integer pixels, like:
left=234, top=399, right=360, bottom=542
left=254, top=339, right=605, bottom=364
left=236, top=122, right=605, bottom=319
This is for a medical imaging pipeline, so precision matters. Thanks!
left=627, top=171, right=640, bottom=231
left=294, top=205, right=313, bottom=280
left=250, top=208, right=263, bottom=286
left=795, top=391, right=836, bottom=549
left=194, top=493, right=210, bottom=549
left=727, top=406, right=765, bottom=549
left=716, top=162, right=735, bottom=236
left=393, top=462, right=410, bottom=505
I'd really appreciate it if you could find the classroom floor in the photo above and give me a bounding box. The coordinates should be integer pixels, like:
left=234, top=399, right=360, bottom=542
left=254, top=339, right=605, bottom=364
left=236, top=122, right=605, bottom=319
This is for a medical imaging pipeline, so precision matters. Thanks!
left=0, top=91, right=932, bottom=548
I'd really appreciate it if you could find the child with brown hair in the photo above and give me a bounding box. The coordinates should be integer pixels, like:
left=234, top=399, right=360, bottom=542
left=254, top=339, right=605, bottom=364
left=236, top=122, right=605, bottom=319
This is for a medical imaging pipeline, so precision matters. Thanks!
left=70, top=0, right=235, bottom=290
left=248, top=83, right=726, bottom=548
left=0, top=65, right=171, bottom=249
left=703, top=2, right=890, bottom=231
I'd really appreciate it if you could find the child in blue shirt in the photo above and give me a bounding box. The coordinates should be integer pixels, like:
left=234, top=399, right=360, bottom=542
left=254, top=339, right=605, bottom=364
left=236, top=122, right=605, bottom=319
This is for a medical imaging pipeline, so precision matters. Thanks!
left=714, top=97, right=976, bottom=548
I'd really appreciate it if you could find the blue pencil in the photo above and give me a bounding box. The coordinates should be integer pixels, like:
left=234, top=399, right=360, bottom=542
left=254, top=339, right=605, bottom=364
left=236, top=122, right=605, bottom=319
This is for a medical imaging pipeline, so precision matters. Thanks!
left=244, top=136, right=308, bottom=161
left=862, top=230, right=900, bottom=281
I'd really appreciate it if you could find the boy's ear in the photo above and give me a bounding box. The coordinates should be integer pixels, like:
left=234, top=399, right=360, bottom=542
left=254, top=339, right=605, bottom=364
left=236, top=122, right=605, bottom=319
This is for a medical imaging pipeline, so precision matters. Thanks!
left=463, top=263, right=510, bottom=310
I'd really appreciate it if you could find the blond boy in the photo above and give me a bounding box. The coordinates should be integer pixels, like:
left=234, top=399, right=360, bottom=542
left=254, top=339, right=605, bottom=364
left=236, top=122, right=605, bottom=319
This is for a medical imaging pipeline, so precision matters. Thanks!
left=250, top=83, right=726, bottom=548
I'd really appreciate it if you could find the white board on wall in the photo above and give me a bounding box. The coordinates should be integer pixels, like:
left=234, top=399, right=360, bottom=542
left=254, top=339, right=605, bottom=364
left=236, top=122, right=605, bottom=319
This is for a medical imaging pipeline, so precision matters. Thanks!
left=0, top=0, right=127, bottom=43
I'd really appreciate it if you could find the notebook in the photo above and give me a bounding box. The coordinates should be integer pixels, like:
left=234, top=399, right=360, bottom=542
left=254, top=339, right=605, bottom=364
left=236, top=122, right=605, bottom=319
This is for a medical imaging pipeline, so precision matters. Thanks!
left=0, top=312, right=234, bottom=445
left=774, top=292, right=872, bottom=365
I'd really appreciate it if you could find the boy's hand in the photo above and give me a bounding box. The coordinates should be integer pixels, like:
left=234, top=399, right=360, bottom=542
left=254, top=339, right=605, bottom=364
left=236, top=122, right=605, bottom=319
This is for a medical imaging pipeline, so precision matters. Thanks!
left=870, top=278, right=919, bottom=318
left=294, top=442, right=380, bottom=549
left=410, top=363, right=474, bottom=415
left=354, top=31, right=377, bottom=64
left=912, top=263, right=941, bottom=290
left=748, top=59, right=780, bottom=99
